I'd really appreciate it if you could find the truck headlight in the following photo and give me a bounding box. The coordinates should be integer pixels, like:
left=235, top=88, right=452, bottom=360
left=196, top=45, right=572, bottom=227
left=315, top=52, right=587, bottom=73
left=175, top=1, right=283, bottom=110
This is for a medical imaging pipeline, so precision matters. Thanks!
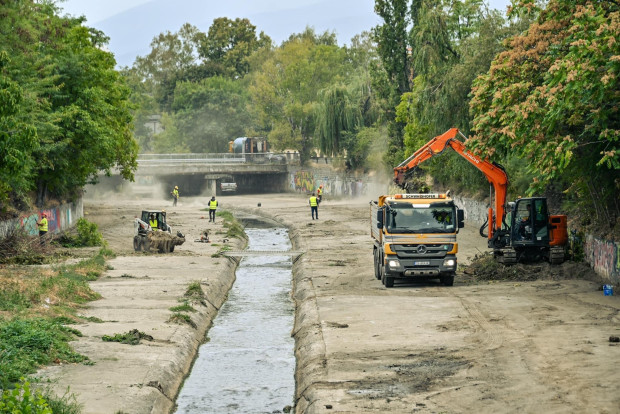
left=388, top=259, right=400, bottom=268
left=443, top=259, right=456, bottom=267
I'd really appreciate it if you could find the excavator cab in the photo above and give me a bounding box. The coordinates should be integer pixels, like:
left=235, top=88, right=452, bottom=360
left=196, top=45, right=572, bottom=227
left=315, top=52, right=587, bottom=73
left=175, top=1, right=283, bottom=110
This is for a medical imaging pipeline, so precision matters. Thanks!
left=510, top=198, right=550, bottom=247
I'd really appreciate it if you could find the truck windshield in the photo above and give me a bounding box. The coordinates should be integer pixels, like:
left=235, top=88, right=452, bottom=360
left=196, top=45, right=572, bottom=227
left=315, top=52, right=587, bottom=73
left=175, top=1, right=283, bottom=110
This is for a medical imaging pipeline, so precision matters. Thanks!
left=386, top=202, right=455, bottom=234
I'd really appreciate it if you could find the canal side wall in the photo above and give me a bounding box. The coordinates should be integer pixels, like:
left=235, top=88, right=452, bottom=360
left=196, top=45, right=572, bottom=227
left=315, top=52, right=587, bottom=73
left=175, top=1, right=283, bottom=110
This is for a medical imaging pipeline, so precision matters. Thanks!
left=0, top=198, right=83, bottom=239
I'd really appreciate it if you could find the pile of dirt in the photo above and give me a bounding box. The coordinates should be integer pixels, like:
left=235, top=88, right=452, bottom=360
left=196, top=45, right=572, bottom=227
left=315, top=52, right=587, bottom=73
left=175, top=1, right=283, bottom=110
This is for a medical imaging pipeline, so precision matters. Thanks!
left=461, top=252, right=601, bottom=283
left=147, top=231, right=185, bottom=253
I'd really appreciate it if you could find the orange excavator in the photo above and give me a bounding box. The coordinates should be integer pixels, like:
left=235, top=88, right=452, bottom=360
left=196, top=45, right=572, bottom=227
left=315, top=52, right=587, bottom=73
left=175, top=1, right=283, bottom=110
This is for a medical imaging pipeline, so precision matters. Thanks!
left=393, top=128, right=567, bottom=264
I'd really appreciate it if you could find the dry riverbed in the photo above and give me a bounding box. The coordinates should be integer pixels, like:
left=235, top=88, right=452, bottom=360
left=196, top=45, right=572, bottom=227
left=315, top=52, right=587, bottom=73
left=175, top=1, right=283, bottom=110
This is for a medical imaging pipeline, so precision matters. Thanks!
left=38, top=192, right=620, bottom=414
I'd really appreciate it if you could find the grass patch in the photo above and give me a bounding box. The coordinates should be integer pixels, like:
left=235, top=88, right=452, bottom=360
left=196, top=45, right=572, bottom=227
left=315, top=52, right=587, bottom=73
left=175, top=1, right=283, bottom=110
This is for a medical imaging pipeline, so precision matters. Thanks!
left=219, top=210, right=245, bottom=240
left=168, top=312, right=197, bottom=329
left=0, top=318, right=89, bottom=387
left=169, top=301, right=196, bottom=313
left=80, top=316, right=104, bottom=323
left=0, top=246, right=112, bottom=392
left=184, top=282, right=205, bottom=300
left=101, top=329, right=153, bottom=345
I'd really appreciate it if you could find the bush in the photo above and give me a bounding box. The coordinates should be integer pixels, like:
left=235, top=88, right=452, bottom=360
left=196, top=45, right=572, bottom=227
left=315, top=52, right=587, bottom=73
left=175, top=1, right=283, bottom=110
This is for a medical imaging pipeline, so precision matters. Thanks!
left=57, top=218, right=103, bottom=247
left=0, top=379, right=52, bottom=414
left=75, top=218, right=103, bottom=247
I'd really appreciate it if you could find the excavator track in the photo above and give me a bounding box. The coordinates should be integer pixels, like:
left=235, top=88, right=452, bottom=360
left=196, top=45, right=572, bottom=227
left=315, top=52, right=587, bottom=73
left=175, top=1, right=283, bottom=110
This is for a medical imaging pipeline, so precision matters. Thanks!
left=549, top=247, right=565, bottom=265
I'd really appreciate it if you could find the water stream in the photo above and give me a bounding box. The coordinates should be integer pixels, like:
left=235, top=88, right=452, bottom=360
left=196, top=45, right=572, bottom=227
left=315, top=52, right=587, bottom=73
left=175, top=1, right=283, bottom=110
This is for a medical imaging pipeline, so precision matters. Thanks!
left=174, top=226, right=295, bottom=413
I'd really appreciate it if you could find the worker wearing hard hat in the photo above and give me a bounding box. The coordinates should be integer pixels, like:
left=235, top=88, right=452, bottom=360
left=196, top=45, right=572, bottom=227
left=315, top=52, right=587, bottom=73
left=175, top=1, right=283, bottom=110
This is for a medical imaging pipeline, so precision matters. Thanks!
left=171, top=186, right=179, bottom=207
left=37, top=213, right=48, bottom=246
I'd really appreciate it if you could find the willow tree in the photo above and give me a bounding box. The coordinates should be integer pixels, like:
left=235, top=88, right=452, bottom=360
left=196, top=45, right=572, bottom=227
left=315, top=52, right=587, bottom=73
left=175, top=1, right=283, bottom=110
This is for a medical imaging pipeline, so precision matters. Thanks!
left=315, top=86, right=362, bottom=157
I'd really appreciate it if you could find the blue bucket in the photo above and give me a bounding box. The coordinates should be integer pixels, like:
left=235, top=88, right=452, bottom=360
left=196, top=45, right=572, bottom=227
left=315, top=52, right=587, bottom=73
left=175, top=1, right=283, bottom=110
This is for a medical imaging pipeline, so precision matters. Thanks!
left=603, top=285, right=613, bottom=296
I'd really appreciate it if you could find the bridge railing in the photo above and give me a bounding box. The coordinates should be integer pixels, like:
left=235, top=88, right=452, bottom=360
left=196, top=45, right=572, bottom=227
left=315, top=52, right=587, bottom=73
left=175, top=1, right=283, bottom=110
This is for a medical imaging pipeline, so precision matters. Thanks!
left=137, top=152, right=294, bottom=165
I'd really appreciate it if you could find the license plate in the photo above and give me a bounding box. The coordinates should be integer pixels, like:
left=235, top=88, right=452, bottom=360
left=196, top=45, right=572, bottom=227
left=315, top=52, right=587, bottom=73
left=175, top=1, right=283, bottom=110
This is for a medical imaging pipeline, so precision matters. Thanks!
left=414, top=261, right=430, bottom=266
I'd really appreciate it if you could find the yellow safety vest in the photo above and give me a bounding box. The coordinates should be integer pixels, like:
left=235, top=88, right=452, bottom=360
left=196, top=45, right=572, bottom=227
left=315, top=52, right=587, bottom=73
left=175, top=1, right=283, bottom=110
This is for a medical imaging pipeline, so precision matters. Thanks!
left=173, top=189, right=179, bottom=198
left=150, top=219, right=158, bottom=229
left=39, top=217, right=48, bottom=232
left=317, top=188, right=322, bottom=196
left=310, top=196, right=318, bottom=207
left=209, top=200, right=218, bottom=210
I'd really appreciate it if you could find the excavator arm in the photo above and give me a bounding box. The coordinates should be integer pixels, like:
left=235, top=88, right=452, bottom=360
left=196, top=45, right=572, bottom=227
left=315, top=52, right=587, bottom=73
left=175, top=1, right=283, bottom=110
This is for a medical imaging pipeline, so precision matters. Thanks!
left=393, top=128, right=509, bottom=243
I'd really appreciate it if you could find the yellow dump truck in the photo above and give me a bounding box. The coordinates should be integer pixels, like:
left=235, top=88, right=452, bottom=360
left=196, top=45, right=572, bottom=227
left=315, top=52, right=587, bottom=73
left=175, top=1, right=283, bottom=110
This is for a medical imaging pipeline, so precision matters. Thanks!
left=370, top=193, right=464, bottom=287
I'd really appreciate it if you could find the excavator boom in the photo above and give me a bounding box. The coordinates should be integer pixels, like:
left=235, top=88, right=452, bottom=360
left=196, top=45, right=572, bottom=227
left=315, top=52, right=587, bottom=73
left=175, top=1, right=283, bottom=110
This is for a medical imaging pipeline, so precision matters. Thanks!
left=393, top=128, right=509, bottom=240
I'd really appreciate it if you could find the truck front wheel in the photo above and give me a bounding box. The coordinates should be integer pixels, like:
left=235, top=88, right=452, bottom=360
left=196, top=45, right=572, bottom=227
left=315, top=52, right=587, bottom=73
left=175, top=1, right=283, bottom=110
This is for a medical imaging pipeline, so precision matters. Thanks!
left=383, top=274, right=394, bottom=288
left=440, top=274, right=455, bottom=286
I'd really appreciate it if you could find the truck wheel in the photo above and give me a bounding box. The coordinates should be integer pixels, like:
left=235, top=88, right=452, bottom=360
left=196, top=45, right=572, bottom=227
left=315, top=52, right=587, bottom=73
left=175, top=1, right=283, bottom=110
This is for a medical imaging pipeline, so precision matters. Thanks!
left=133, top=236, right=141, bottom=252
left=383, top=274, right=394, bottom=288
left=373, top=251, right=381, bottom=280
left=440, top=274, right=455, bottom=286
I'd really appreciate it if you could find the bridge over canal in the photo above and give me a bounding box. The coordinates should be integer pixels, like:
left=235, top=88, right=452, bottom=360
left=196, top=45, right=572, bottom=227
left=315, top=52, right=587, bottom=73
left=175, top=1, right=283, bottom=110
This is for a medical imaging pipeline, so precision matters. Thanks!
left=129, top=153, right=295, bottom=195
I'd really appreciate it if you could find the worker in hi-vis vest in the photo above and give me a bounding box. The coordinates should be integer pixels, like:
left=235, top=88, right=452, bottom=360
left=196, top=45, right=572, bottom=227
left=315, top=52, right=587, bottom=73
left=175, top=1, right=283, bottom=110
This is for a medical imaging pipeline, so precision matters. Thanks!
left=37, top=213, right=48, bottom=246
left=309, top=193, right=319, bottom=220
left=209, top=196, right=218, bottom=222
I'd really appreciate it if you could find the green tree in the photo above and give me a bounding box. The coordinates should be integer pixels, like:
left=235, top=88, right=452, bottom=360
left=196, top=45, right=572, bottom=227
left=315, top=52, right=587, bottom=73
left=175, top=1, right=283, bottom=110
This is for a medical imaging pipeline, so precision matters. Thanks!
left=372, top=0, right=413, bottom=168
left=315, top=85, right=362, bottom=156
left=132, top=23, right=203, bottom=111
left=198, top=17, right=272, bottom=78
left=470, top=0, right=619, bottom=228
left=0, top=0, right=137, bottom=209
left=0, top=51, right=38, bottom=208
left=248, top=29, right=347, bottom=163
left=36, top=23, right=137, bottom=205
left=169, top=76, right=251, bottom=152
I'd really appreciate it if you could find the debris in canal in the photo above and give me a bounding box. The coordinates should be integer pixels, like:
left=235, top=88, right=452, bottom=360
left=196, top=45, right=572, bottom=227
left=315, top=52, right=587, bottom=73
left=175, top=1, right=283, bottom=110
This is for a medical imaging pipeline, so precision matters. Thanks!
left=102, top=329, right=153, bottom=345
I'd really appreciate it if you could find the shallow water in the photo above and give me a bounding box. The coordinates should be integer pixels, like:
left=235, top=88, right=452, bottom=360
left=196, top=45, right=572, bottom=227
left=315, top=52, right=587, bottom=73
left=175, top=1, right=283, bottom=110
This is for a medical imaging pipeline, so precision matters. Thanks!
left=174, top=227, right=295, bottom=414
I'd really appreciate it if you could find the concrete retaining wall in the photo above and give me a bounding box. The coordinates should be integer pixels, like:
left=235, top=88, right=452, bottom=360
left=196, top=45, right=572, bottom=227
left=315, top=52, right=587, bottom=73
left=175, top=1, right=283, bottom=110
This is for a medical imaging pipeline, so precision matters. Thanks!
left=287, top=166, right=370, bottom=197
left=584, top=236, right=620, bottom=284
left=0, top=198, right=83, bottom=239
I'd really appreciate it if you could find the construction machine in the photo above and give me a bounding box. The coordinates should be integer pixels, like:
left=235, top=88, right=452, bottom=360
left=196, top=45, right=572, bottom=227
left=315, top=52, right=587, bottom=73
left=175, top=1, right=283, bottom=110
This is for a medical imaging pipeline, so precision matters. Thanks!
left=371, top=192, right=465, bottom=287
left=393, top=128, right=567, bottom=264
left=133, top=210, right=185, bottom=253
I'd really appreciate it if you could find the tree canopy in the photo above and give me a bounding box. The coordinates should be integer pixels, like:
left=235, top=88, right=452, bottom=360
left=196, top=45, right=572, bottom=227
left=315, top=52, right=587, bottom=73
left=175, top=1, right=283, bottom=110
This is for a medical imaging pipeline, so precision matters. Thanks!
left=0, top=0, right=137, bottom=211
left=469, top=0, right=619, bottom=227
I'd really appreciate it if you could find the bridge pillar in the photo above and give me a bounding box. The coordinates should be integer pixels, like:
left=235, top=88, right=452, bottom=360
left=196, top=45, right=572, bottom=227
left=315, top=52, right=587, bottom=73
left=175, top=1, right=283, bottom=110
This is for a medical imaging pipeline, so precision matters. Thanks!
left=205, top=179, right=217, bottom=197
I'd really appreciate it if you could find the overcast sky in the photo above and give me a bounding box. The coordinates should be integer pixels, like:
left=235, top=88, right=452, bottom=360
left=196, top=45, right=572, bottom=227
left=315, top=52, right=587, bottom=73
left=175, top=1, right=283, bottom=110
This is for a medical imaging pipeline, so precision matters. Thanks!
left=57, top=0, right=513, bottom=67
left=60, top=0, right=512, bottom=25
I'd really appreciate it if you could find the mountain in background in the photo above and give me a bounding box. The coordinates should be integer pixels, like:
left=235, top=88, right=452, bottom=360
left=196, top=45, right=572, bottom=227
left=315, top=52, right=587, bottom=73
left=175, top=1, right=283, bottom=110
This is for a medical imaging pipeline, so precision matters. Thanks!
left=87, top=0, right=379, bottom=67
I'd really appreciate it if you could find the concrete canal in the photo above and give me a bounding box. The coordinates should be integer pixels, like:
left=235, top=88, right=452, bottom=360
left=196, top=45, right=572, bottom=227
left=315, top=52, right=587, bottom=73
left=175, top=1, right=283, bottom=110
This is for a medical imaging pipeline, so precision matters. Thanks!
left=174, top=224, right=296, bottom=413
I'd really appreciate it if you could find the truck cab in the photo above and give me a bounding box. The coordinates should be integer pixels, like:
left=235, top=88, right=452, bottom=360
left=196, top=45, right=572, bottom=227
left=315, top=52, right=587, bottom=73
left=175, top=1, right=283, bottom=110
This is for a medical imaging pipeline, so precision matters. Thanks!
left=371, top=193, right=464, bottom=287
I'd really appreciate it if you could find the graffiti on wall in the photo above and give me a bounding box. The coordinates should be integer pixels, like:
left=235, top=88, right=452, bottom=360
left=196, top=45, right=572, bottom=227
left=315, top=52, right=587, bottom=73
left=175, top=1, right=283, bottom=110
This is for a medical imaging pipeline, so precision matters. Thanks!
left=294, top=171, right=315, bottom=193
left=585, top=235, right=620, bottom=283
left=1, top=201, right=80, bottom=239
